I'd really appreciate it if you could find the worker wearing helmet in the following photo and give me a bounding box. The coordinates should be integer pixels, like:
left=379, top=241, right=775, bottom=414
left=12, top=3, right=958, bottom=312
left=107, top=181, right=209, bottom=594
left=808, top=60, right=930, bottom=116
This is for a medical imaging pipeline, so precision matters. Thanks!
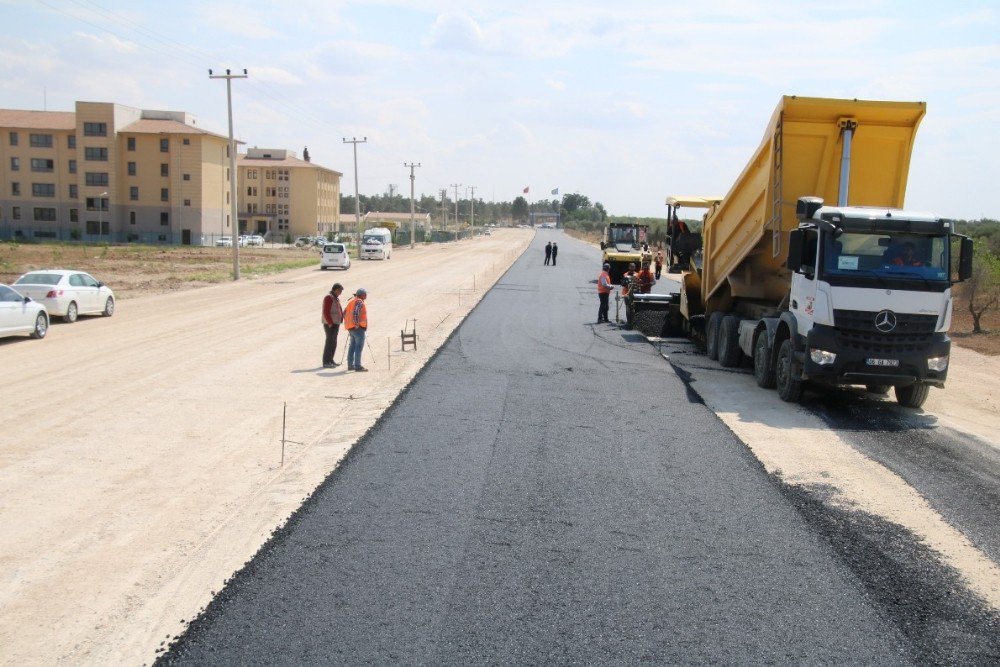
left=344, top=288, right=369, bottom=372
left=597, top=262, right=614, bottom=323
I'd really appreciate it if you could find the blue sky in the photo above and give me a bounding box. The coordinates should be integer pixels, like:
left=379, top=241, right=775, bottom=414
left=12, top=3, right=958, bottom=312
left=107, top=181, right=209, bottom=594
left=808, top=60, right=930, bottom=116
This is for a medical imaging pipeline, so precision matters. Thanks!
left=1, top=0, right=998, bottom=219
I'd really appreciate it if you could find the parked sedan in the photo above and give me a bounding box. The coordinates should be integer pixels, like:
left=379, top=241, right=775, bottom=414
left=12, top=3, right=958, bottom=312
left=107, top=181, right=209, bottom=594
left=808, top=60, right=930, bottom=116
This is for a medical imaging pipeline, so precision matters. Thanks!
left=0, top=283, right=48, bottom=339
left=216, top=236, right=233, bottom=247
left=13, top=270, right=115, bottom=323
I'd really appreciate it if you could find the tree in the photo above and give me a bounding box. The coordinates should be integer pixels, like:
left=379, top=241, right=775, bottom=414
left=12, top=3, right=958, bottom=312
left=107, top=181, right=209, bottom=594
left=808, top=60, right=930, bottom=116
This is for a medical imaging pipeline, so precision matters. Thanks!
left=967, top=249, right=1000, bottom=333
left=562, top=193, right=590, bottom=215
left=512, top=196, right=529, bottom=222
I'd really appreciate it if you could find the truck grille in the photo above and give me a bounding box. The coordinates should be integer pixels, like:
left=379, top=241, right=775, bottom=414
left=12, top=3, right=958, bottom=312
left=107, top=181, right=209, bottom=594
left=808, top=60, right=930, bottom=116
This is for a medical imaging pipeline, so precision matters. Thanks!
left=835, top=330, right=933, bottom=355
left=833, top=309, right=938, bottom=335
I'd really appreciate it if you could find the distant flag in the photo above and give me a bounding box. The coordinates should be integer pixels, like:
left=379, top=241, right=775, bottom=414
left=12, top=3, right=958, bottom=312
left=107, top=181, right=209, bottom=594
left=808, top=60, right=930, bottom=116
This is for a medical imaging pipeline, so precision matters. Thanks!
left=551, top=188, right=559, bottom=196
left=523, top=186, right=530, bottom=194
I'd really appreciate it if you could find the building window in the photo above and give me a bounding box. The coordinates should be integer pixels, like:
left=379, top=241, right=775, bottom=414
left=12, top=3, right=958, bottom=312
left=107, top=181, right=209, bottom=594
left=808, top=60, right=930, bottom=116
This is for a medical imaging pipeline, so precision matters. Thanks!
left=160, top=212, right=169, bottom=226
left=12, top=206, right=21, bottom=220
left=83, top=122, right=107, bottom=137
left=130, top=186, right=139, bottom=201
left=183, top=199, right=191, bottom=206
left=84, top=147, right=108, bottom=161
left=226, top=191, right=229, bottom=204
left=130, top=211, right=136, bottom=225
left=11, top=182, right=19, bottom=196
left=68, top=135, right=76, bottom=149
left=86, top=197, right=108, bottom=211
left=70, top=208, right=78, bottom=222
left=85, top=172, right=109, bottom=186
left=10, top=157, right=20, bottom=171
left=69, top=159, right=77, bottom=174
left=225, top=168, right=230, bottom=180
left=34, top=207, right=57, bottom=221
left=30, top=133, right=54, bottom=148
left=9, top=131, right=18, bottom=146
left=128, top=161, right=136, bottom=176
left=160, top=138, right=169, bottom=152
left=127, top=137, right=136, bottom=151
left=32, top=183, right=56, bottom=197
left=86, top=220, right=100, bottom=234
left=161, top=188, right=168, bottom=201
left=161, top=163, right=168, bottom=177
left=183, top=138, right=190, bottom=145
left=31, top=158, right=55, bottom=172
left=183, top=173, right=190, bottom=181
left=69, top=184, right=78, bottom=199
left=246, top=186, right=252, bottom=197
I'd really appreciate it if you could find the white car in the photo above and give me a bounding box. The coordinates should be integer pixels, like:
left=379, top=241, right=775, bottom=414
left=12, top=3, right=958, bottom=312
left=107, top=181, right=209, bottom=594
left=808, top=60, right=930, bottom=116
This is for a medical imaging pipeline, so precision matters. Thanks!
left=216, top=236, right=233, bottom=247
left=320, top=243, right=351, bottom=270
left=13, top=270, right=115, bottom=323
left=0, top=283, right=48, bottom=340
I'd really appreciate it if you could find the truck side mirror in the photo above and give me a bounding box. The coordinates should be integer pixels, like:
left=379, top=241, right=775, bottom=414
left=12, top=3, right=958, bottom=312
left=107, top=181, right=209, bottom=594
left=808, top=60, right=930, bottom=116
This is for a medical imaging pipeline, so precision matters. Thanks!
left=957, top=235, right=974, bottom=282
left=786, top=229, right=804, bottom=271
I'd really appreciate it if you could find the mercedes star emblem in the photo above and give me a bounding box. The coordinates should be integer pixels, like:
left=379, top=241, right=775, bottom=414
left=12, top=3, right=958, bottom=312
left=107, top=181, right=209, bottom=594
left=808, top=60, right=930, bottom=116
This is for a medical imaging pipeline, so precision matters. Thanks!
left=874, top=310, right=897, bottom=333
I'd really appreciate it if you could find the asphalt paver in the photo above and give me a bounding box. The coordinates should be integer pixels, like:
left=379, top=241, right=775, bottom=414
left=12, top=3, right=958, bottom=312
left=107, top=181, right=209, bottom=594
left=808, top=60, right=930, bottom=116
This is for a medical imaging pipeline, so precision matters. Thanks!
left=162, top=232, right=911, bottom=664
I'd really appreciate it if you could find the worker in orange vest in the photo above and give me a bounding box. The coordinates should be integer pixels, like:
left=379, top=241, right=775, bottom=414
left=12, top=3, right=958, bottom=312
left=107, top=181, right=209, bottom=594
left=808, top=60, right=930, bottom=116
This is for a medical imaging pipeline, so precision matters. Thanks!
left=344, top=288, right=369, bottom=372
left=637, top=260, right=656, bottom=294
left=597, top=262, right=614, bottom=323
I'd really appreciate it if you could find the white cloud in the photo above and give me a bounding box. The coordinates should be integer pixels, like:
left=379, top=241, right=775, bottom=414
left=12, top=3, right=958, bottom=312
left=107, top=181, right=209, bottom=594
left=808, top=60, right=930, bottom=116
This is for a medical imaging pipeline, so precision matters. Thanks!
left=423, top=13, right=486, bottom=51
left=249, top=66, right=303, bottom=86
left=194, top=3, right=282, bottom=38
left=545, top=79, right=566, bottom=91
left=73, top=31, right=139, bottom=54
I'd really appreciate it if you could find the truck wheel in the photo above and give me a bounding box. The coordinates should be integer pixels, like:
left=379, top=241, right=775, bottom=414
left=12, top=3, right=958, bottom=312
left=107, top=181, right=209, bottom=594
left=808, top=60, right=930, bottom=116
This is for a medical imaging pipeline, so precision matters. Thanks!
left=718, top=316, right=742, bottom=368
left=866, top=384, right=891, bottom=395
left=776, top=339, right=804, bottom=402
left=753, top=332, right=776, bottom=388
left=895, top=384, right=930, bottom=408
left=706, top=312, right=725, bottom=361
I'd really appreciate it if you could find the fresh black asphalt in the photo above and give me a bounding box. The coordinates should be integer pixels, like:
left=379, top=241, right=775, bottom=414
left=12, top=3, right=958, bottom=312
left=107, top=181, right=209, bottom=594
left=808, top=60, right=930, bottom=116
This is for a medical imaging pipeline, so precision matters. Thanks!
left=161, top=231, right=996, bottom=664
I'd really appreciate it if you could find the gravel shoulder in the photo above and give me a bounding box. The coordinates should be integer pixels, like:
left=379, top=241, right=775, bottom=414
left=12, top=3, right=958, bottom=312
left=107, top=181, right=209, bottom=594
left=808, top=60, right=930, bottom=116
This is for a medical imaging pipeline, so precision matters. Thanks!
left=0, top=230, right=531, bottom=665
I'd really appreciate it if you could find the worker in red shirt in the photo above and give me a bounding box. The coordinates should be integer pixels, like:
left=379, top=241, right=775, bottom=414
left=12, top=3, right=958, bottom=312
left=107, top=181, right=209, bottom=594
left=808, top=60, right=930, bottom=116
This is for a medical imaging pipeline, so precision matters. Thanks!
left=321, top=282, right=345, bottom=368
left=344, top=288, right=369, bottom=372
left=637, top=261, right=656, bottom=294
left=597, top=262, right=614, bottom=323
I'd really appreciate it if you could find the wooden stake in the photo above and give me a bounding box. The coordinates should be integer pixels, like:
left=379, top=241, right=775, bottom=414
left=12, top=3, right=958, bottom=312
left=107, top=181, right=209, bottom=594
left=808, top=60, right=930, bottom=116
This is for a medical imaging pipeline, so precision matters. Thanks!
left=281, top=402, right=286, bottom=467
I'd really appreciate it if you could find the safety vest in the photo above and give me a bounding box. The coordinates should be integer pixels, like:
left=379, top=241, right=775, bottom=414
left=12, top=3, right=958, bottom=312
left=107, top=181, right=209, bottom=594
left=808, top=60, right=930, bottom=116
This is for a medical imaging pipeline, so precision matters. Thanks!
left=597, top=271, right=613, bottom=294
left=344, top=297, right=367, bottom=330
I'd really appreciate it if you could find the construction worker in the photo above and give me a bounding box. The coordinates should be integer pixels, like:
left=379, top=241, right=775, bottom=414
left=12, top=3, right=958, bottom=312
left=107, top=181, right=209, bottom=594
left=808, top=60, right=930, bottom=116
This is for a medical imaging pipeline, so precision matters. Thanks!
left=637, top=260, right=656, bottom=294
left=654, top=249, right=665, bottom=280
left=597, top=262, right=614, bottom=323
left=344, top=288, right=369, bottom=372
left=621, top=263, right=638, bottom=297
left=321, top=282, right=345, bottom=368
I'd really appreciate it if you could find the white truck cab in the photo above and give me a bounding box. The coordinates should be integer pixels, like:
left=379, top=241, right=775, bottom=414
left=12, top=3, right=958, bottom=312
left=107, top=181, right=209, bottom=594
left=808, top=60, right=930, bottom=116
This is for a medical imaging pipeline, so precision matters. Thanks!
left=361, top=228, right=393, bottom=260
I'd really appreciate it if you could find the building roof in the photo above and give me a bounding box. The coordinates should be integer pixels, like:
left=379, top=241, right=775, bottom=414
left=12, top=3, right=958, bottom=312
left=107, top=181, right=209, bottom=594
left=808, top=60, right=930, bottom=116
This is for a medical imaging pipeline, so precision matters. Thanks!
left=366, top=211, right=432, bottom=221
left=0, top=110, right=76, bottom=130
left=237, top=152, right=342, bottom=176
left=119, top=118, right=235, bottom=142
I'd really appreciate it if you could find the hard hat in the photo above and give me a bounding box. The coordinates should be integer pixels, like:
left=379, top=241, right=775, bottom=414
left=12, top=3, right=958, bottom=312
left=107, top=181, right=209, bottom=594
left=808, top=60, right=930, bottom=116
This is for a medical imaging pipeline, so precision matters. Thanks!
left=603, top=262, right=610, bottom=269
left=355, top=288, right=367, bottom=296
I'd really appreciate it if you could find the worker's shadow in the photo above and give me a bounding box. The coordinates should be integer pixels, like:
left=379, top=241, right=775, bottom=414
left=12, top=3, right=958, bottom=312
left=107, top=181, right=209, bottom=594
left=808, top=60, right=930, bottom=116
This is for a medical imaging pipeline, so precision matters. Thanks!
left=291, top=366, right=348, bottom=375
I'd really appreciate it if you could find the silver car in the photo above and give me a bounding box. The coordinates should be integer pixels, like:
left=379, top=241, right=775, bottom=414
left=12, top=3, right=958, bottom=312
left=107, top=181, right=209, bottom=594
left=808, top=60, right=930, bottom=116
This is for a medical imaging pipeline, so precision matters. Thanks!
left=0, top=283, right=48, bottom=339
left=13, top=270, right=115, bottom=323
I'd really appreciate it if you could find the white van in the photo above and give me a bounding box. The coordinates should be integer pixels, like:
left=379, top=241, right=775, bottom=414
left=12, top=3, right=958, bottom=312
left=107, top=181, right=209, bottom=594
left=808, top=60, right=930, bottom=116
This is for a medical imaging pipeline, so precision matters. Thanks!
left=320, top=243, right=351, bottom=270
left=360, top=227, right=393, bottom=260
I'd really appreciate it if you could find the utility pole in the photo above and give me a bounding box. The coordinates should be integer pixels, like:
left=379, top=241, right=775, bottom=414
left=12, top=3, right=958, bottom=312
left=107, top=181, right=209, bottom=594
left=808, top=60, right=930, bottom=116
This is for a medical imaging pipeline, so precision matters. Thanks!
left=405, top=162, right=421, bottom=249
left=440, top=188, right=447, bottom=234
left=209, top=68, right=247, bottom=280
left=342, top=137, right=367, bottom=255
left=451, top=183, right=462, bottom=237
left=468, top=185, right=476, bottom=237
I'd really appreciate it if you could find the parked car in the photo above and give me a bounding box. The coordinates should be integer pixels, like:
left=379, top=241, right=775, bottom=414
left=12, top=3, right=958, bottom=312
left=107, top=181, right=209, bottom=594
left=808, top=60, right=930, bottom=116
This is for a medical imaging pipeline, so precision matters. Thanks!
left=0, top=283, right=48, bottom=340
left=243, top=234, right=265, bottom=247
left=13, top=270, right=115, bottom=323
left=216, top=236, right=233, bottom=247
left=320, top=243, right=351, bottom=270
left=294, top=236, right=311, bottom=247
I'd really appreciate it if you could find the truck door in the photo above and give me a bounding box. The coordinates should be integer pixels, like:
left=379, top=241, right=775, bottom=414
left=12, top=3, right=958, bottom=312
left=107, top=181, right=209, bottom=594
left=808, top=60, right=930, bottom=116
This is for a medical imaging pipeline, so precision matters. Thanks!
left=789, top=229, right=820, bottom=334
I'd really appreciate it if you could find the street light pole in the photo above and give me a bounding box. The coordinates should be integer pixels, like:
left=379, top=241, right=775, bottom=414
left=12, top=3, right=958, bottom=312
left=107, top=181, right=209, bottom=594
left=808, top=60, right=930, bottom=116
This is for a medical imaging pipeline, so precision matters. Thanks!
left=405, top=162, right=421, bottom=249
left=343, top=137, right=367, bottom=256
left=468, top=185, right=476, bottom=238
left=209, top=68, right=247, bottom=280
left=450, top=183, right=461, bottom=238
left=98, top=190, right=108, bottom=243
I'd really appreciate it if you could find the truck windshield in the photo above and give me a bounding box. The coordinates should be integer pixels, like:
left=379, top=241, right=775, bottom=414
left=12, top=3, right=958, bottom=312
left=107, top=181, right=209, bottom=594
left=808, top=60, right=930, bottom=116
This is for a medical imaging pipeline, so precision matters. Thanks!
left=608, top=227, right=646, bottom=247
left=821, top=232, right=949, bottom=282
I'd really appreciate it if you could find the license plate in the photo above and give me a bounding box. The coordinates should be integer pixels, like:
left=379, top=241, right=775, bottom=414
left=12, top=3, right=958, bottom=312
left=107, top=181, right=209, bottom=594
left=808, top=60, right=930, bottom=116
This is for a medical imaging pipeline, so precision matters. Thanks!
left=866, top=358, right=900, bottom=367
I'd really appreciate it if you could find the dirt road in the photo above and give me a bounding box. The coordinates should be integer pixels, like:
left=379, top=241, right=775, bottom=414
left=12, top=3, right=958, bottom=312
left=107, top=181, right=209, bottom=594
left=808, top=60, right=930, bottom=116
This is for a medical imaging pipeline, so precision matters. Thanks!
left=0, top=229, right=531, bottom=665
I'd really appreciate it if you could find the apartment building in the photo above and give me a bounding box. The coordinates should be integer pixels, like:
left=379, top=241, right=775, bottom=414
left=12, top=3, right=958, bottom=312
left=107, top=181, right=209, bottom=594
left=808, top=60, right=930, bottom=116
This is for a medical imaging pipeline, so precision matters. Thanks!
left=0, top=101, right=235, bottom=244
left=237, top=147, right=341, bottom=240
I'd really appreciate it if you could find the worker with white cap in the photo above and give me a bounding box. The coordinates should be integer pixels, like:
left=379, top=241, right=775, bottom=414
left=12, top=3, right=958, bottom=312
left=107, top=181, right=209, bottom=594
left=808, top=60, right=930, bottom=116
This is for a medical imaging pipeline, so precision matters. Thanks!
left=343, top=288, right=369, bottom=372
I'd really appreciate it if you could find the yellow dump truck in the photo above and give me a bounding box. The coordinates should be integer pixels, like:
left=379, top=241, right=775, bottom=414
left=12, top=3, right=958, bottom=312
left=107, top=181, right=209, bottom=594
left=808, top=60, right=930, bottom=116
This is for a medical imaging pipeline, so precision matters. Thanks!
left=638, top=96, right=974, bottom=408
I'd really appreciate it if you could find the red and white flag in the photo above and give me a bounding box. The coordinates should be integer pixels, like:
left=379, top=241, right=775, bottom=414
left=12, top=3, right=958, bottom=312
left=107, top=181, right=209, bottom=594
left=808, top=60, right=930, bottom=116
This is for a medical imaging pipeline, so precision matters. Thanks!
left=523, top=186, right=530, bottom=194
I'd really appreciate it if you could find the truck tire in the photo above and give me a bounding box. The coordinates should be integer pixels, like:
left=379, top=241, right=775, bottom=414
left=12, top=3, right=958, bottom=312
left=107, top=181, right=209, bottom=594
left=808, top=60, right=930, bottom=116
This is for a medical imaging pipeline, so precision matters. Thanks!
left=706, top=312, right=725, bottom=361
left=718, top=315, right=742, bottom=368
left=894, top=384, right=930, bottom=408
left=753, top=332, right=776, bottom=388
left=866, top=384, right=891, bottom=395
left=776, top=339, right=804, bottom=402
